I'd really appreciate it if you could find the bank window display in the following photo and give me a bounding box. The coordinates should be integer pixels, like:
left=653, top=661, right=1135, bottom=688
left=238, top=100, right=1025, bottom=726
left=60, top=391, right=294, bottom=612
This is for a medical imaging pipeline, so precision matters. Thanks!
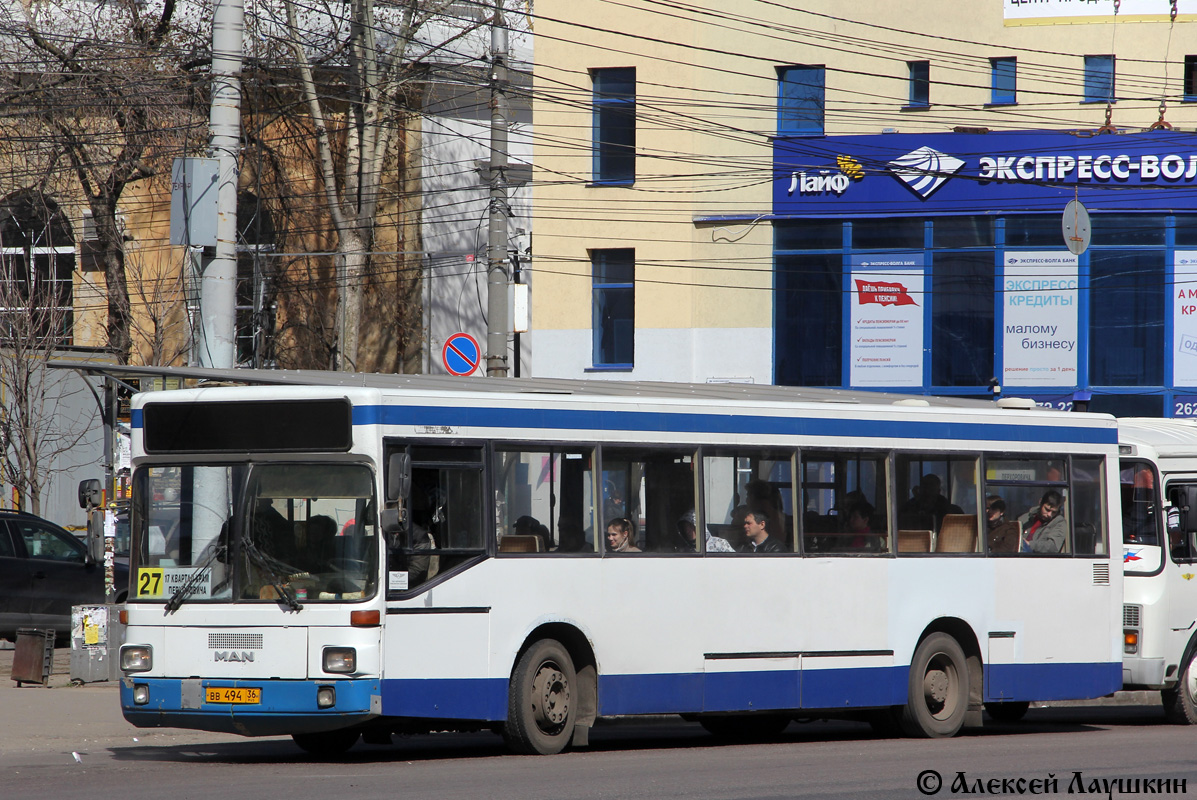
left=772, top=214, right=1180, bottom=407
left=1089, top=250, right=1163, bottom=386
left=1186, top=55, right=1197, bottom=102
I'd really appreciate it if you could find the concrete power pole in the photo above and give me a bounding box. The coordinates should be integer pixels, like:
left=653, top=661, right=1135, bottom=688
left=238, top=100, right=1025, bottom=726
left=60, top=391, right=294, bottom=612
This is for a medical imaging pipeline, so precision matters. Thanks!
left=485, top=0, right=510, bottom=377
left=198, top=0, right=243, bottom=370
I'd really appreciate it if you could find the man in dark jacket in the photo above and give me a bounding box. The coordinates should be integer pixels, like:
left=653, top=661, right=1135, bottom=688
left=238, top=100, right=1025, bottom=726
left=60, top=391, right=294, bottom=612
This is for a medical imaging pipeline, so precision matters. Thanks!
left=739, top=508, right=785, bottom=553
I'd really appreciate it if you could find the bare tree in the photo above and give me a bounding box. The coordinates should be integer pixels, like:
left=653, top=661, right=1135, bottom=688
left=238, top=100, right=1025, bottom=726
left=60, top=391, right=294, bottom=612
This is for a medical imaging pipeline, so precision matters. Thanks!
left=275, top=0, right=482, bottom=371
left=0, top=194, right=95, bottom=516
left=0, top=0, right=206, bottom=363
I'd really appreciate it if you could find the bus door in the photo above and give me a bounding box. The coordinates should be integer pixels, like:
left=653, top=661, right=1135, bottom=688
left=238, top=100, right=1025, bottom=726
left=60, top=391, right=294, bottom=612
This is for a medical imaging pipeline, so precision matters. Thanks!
left=1164, top=480, right=1197, bottom=666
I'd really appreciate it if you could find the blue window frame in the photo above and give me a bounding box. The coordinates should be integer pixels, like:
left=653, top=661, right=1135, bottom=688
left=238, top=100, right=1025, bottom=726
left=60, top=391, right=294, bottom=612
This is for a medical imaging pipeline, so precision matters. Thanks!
left=1084, top=55, right=1115, bottom=103
left=778, top=66, right=825, bottom=136
left=592, top=68, right=636, bottom=185
left=1185, top=55, right=1197, bottom=102
left=990, top=57, right=1016, bottom=105
left=592, top=249, right=634, bottom=367
left=907, top=61, right=929, bottom=108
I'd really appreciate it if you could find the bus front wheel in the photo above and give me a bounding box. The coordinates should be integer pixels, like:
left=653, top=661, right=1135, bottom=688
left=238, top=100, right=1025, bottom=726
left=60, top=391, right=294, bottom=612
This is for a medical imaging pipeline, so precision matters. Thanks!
left=504, top=639, right=577, bottom=755
left=1163, top=652, right=1197, bottom=724
left=901, top=633, right=968, bottom=738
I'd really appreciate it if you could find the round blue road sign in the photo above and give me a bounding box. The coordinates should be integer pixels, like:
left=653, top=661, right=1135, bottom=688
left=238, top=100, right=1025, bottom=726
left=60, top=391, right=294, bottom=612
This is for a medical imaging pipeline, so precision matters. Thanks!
left=442, top=332, right=481, bottom=376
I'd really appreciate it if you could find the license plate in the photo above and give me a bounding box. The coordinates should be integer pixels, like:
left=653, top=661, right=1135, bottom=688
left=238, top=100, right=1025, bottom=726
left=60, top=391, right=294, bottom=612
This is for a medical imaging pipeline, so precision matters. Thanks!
left=205, top=687, right=261, bottom=704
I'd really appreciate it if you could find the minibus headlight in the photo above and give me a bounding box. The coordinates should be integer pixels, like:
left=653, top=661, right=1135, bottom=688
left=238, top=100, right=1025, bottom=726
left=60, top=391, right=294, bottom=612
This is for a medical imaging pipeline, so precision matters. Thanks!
left=120, top=645, right=152, bottom=673
left=323, top=647, right=357, bottom=674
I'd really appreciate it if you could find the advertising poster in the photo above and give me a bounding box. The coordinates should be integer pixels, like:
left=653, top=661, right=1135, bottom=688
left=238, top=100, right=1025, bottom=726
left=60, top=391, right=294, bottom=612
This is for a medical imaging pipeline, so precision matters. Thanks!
left=1002, top=252, right=1078, bottom=388
left=849, top=254, right=924, bottom=387
left=1005, top=0, right=1197, bottom=25
left=1174, top=252, right=1197, bottom=387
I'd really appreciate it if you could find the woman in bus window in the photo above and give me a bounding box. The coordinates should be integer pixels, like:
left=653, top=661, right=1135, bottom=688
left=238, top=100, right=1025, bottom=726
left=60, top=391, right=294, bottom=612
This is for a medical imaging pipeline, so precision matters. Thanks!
left=604, top=518, right=641, bottom=553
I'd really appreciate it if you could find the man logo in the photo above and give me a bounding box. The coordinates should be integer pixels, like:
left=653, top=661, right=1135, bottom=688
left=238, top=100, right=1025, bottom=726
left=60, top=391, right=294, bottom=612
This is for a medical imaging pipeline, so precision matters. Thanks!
left=214, top=651, right=255, bottom=662
left=888, top=146, right=964, bottom=199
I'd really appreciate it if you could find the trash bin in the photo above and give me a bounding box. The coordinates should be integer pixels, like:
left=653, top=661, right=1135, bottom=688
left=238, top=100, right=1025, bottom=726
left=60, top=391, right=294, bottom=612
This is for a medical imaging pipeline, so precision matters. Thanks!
left=70, top=605, right=125, bottom=683
left=11, top=628, right=55, bottom=686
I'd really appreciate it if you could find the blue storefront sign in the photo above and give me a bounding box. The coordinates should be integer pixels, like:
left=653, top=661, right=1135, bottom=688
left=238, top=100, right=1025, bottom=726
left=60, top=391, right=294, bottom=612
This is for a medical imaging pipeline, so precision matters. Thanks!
left=773, top=129, right=1197, bottom=219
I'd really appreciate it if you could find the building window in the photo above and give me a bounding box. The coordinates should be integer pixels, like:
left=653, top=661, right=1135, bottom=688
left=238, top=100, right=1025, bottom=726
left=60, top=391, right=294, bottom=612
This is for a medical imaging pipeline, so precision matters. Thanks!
left=592, top=249, right=634, bottom=367
left=778, top=65, right=825, bottom=135
left=775, top=251, right=841, bottom=387
left=931, top=252, right=994, bottom=387
left=0, top=191, right=74, bottom=343
left=990, top=57, right=1016, bottom=105
left=592, top=68, right=636, bottom=185
left=1185, top=55, right=1197, bottom=101
left=907, top=61, right=929, bottom=108
left=1089, top=250, right=1163, bottom=386
left=236, top=192, right=277, bottom=368
left=1084, top=55, right=1115, bottom=103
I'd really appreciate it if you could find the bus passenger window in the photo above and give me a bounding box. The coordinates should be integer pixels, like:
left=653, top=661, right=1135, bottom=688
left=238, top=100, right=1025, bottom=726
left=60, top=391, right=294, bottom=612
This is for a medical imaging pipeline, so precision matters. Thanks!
left=802, top=451, right=888, bottom=554
left=897, top=455, right=980, bottom=555
left=601, top=448, right=696, bottom=554
left=702, top=450, right=794, bottom=554
left=983, top=457, right=1072, bottom=555
left=493, top=448, right=597, bottom=555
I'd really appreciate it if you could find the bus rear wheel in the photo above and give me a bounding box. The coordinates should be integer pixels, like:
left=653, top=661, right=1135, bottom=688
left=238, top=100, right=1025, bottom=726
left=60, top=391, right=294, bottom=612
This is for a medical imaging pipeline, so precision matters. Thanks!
left=901, top=633, right=968, bottom=738
left=504, top=639, right=577, bottom=755
left=291, top=727, right=360, bottom=756
left=1163, top=652, right=1197, bottom=724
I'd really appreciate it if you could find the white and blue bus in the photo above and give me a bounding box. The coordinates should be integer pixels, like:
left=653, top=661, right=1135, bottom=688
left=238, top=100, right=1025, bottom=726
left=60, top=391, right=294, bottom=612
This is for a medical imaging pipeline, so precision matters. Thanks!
left=111, top=371, right=1122, bottom=754
left=1116, top=418, right=1197, bottom=723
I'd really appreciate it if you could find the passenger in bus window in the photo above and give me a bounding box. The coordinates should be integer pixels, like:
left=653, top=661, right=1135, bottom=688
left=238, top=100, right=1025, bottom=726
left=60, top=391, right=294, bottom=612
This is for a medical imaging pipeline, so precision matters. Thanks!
left=739, top=508, right=785, bottom=553
left=514, top=515, right=551, bottom=552
left=986, top=495, right=1006, bottom=530
left=677, top=509, right=733, bottom=553
left=844, top=501, right=877, bottom=550
left=901, top=474, right=963, bottom=531
left=604, top=518, right=641, bottom=553
left=1019, top=490, right=1066, bottom=553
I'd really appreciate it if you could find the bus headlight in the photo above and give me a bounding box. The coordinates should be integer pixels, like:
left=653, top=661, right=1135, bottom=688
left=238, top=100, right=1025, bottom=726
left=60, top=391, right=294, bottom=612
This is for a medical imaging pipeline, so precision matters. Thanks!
left=120, top=645, right=153, bottom=673
left=132, top=684, right=151, bottom=705
left=323, top=647, right=357, bottom=674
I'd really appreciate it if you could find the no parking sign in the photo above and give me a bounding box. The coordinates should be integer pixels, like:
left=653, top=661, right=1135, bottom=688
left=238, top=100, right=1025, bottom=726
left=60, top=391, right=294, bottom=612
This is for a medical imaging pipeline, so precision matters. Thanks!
left=442, top=332, right=481, bottom=376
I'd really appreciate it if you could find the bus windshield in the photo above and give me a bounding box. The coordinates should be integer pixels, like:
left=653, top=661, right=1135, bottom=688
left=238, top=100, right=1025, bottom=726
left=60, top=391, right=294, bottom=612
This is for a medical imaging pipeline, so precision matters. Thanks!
left=131, top=463, right=378, bottom=605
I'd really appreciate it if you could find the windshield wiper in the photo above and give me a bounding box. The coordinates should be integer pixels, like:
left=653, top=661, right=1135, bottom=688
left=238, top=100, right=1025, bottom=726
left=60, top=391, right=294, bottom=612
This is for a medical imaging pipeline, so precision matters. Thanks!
left=164, top=541, right=228, bottom=613
left=241, top=540, right=304, bottom=611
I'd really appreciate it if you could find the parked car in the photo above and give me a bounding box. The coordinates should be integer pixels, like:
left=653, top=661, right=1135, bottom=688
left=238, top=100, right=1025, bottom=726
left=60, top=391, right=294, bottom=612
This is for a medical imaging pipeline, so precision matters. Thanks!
left=0, top=510, right=129, bottom=642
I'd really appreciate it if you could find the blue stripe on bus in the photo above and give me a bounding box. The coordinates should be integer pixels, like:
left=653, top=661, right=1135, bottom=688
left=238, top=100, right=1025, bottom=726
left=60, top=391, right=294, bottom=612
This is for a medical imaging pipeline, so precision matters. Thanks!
left=351, top=404, right=1117, bottom=445
left=122, top=661, right=1121, bottom=730
left=132, top=403, right=1115, bottom=446
left=984, top=661, right=1122, bottom=702
left=120, top=678, right=379, bottom=736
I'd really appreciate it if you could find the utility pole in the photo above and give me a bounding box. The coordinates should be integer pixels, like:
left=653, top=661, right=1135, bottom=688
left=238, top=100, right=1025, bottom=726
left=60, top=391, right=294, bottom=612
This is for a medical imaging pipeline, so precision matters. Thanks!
left=198, top=0, right=243, bottom=371
left=486, top=0, right=510, bottom=377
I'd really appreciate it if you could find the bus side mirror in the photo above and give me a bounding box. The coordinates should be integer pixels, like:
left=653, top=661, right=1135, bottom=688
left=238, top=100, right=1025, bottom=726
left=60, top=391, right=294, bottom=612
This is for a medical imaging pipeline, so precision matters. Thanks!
left=382, top=452, right=410, bottom=541
left=78, top=478, right=102, bottom=510
left=1182, top=486, right=1197, bottom=533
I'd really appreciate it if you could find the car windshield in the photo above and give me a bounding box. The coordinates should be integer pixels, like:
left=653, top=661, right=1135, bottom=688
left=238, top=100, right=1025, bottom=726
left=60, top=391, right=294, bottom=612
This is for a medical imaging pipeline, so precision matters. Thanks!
left=130, top=463, right=378, bottom=605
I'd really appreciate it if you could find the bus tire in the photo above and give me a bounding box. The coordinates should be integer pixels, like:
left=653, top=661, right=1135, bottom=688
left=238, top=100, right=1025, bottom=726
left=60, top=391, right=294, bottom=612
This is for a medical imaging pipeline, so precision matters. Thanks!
left=291, top=728, right=360, bottom=756
left=698, top=714, right=790, bottom=740
left=1162, top=652, right=1197, bottom=724
left=901, top=633, right=968, bottom=738
left=504, top=639, right=577, bottom=755
left=983, top=701, right=1030, bottom=723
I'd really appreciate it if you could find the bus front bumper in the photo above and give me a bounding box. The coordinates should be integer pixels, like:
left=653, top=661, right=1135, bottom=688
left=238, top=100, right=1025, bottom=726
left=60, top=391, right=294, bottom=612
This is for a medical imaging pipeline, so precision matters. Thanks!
left=120, top=677, right=380, bottom=736
left=1123, top=657, right=1167, bottom=688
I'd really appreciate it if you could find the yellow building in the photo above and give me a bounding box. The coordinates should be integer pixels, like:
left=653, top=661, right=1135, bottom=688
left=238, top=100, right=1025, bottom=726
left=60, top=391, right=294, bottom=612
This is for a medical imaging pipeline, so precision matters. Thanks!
left=533, top=0, right=1197, bottom=415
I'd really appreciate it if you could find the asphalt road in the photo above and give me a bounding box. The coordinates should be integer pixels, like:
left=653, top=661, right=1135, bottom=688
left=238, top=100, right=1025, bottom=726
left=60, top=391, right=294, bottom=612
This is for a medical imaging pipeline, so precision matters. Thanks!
left=3, top=648, right=1193, bottom=800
